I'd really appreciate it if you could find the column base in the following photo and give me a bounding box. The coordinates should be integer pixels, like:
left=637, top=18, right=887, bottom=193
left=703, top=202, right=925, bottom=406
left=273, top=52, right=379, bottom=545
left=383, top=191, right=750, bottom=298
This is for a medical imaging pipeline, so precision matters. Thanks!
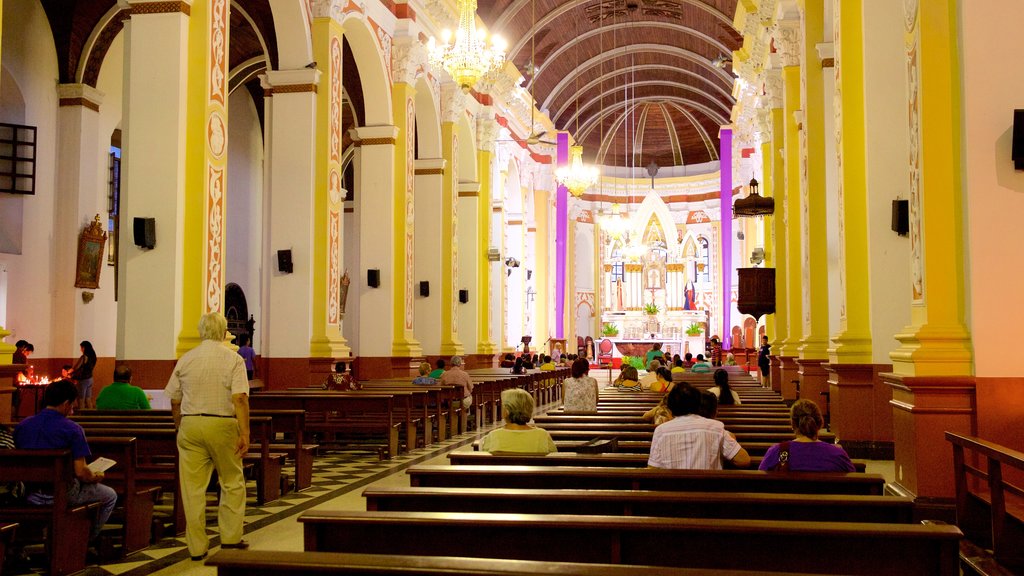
left=824, top=362, right=895, bottom=459
left=795, top=359, right=828, bottom=412
left=881, top=372, right=975, bottom=501
left=465, top=354, right=496, bottom=370
left=774, top=355, right=800, bottom=401
left=439, top=340, right=465, bottom=357
left=884, top=481, right=956, bottom=524
left=769, top=355, right=783, bottom=393
left=477, top=341, right=496, bottom=355
left=353, top=356, right=425, bottom=380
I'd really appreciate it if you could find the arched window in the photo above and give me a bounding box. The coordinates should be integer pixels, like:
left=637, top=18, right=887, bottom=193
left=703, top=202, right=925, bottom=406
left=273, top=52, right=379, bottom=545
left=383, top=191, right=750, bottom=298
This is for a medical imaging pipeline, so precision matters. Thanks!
left=695, top=237, right=711, bottom=283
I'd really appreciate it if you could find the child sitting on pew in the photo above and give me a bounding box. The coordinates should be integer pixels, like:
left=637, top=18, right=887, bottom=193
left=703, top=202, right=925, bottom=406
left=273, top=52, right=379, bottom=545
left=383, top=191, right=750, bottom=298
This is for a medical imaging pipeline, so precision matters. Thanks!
left=759, top=399, right=855, bottom=472
left=480, top=389, right=556, bottom=454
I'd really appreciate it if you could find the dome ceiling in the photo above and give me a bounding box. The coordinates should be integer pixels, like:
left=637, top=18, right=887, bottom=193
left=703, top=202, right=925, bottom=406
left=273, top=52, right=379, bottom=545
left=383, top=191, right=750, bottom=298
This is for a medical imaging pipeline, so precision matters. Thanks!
left=477, top=0, right=741, bottom=168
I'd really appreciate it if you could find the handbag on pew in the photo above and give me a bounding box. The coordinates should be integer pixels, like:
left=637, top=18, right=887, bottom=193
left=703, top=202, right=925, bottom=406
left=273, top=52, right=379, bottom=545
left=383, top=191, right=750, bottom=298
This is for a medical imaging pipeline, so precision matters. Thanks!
left=771, top=441, right=791, bottom=472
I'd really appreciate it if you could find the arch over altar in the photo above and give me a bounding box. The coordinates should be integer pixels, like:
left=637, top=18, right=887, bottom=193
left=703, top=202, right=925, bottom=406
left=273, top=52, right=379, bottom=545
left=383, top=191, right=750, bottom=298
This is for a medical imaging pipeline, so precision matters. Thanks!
left=599, top=189, right=716, bottom=359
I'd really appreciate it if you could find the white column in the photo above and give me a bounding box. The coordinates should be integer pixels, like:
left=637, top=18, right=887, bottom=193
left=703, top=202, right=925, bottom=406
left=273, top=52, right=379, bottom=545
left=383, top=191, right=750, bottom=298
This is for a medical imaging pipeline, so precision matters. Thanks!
left=353, top=125, right=399, bottom=359
left=414, top=157, right=445, bottom=356
left=117, top=2, right=189, bottom=361
left=457, top=181, right=481, bottom=353
left=54, top=84, right=107, bottom=354
left=261, top=69, right=319, bottom=363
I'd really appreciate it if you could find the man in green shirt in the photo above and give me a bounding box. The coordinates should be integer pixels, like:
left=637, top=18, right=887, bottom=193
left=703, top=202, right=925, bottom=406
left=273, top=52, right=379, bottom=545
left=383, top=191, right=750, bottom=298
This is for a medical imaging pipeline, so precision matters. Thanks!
left=428, top=359, right=446, bottom=379
left=96, top=364, right=152, bottom=410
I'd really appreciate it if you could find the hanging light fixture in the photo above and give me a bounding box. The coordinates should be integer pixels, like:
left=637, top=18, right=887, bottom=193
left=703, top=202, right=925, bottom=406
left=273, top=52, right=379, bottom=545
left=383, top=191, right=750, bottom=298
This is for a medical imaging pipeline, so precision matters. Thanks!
left=600, top=203, right=630, bottom=240
left=428, top=0, right=506, bottom=93
left=733, top=176, right=774, bottom=217
left=554, top=5, right=599, bottom=197
left=556, top=144, right=600, bottom=197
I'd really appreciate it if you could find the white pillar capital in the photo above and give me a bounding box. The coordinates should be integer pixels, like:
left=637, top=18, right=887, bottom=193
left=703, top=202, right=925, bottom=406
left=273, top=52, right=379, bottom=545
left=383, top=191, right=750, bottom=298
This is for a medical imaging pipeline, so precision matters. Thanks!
left=262, top=68, right=321, bottom=93
left=414, top=157, right=447, bottom=172
left=57, top=83, right=105, bottom=109
left=351, top=124, right=399, bottom=143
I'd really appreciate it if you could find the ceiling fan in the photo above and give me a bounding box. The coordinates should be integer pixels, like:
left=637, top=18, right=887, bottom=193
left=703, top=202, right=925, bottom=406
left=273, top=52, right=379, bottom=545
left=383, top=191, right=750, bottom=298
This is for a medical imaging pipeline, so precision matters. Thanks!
left=497, top=0, right=557, bottom=147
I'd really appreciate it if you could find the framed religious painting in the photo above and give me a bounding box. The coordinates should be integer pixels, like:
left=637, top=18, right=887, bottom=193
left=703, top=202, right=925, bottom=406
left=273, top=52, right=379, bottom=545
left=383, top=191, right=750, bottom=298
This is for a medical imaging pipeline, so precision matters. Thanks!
left=74, top=215, right=107, bottom=289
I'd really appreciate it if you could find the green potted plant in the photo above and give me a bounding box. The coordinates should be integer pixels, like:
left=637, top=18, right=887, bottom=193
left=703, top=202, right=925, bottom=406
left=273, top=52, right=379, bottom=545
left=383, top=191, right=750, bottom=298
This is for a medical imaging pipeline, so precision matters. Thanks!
left=685, top=322, right=703, bottom=337
left=643, top=302, right=660, bottom=315
left=621, top=355, right=646, bottom=371
left=601, top=323, right=619, bottom=337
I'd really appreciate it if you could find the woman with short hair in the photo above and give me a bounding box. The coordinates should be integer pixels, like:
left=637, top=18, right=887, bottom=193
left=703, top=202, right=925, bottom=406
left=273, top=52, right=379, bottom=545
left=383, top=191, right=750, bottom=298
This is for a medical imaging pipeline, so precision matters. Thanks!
left=562, top=358, right=599, bottom=412
left=480, top=388, right=556, bottom=454
left=759, top=399, right=855, bottom=472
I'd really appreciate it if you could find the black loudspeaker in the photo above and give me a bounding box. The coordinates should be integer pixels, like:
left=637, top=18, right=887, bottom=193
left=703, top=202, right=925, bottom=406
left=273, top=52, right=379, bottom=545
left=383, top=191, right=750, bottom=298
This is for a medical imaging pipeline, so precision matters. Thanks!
left=1013, top=110, right=1024, bottom=170
left=277, top=249, right=293, bottom=273
left=458, top=289, right=469, bottom=304
left=367, top=269, right=380, bottom=288
left=133, top=217, right=156, bottom=249
left=891, top=200, right=909, bottom=236
left=419, top=281, right=429, bottom=297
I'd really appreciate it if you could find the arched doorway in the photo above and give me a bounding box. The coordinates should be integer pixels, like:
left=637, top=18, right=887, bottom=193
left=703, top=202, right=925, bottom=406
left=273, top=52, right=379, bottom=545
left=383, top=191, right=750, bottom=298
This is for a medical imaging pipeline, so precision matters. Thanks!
left=224, top=283, right=250, bottom=345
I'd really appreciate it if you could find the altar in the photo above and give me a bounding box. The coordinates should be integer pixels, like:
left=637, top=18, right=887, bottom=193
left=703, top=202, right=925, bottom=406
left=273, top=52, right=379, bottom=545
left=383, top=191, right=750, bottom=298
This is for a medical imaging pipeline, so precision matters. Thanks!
left=608, top=334, right=705, bottom=361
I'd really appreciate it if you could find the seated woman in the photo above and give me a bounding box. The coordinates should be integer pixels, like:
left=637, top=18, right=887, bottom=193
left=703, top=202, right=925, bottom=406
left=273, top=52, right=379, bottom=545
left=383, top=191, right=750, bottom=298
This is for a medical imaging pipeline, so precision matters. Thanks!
left=708, top=369, right=742, bottom=405
left=511, top=356, right=525, bottom=374
left=613, top=365, right=642, bottom=391
left=412, top=362, right=436, bottom=385
left=562, top=358, right=599, bottom=412
left=499, top=353, right=516, bottom=368
left=724, top=352, right=738, bottom=366
left=649, top=366, right=674, bottom=393
left=481, top=388, right=556, bottom=454
left=759, top=399, right=855, bottom=472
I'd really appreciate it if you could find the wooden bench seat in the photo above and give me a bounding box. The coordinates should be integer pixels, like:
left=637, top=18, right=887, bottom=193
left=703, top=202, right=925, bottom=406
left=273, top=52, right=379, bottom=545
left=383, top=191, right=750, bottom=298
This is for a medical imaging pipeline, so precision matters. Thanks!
left=249, top=393, right=400, bottom=459
left=206, top=549, right=827, bottom=576
left=0, top=522, right=15, bottom=575
left=299, top=510, right=962, bottom=575
left=88, top=436, right=161, bottom=554
left=363, top=486, right=912, bottom=523
left=0, top=450, right=99, bottom=576
left=445, top=450, right=868, bottom=472
left=408, top=465, right=886, bottom=494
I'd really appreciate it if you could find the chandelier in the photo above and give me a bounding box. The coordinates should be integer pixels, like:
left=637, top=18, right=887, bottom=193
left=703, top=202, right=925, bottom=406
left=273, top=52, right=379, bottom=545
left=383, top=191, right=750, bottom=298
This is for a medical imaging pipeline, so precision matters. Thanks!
left=428, top=0, right=506, bottom=93
left=600, top=203, right=631, bottom=240
left=555, top=145, right=599, bottom=197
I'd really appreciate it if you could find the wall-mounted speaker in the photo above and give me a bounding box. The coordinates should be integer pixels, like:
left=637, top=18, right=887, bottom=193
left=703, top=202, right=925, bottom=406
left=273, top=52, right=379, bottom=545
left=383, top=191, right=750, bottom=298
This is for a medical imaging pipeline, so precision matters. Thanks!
left=367, top=269, right=380, bottom=288
left=1013, top=109, right=1024, bottom=170
left=277, top=249, right=293, bottom=273
left=133, top=217, right=156, bottom=249
left=458, top=289, right=469, bottom=304
left=419, top=281, right=429, bottom=297
left=891, top=200, right=909, bottom=237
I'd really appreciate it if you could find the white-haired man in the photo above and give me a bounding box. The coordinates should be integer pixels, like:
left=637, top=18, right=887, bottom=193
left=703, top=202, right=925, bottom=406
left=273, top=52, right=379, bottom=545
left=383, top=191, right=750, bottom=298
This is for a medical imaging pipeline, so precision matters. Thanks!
left=165, top=312, right=250, bottom=561
left=439, top=356, right=475, bottom=429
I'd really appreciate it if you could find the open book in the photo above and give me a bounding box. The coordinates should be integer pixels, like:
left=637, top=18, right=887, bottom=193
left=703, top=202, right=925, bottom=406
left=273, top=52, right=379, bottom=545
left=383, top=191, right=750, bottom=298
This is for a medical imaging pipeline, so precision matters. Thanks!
left=87, top=457, right=116, bottom=474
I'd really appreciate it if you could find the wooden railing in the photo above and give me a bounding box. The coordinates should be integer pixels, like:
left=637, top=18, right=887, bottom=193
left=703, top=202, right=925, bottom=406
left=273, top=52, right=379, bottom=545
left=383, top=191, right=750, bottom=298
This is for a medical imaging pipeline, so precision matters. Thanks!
left=946, top=432, right=1024, bottom=572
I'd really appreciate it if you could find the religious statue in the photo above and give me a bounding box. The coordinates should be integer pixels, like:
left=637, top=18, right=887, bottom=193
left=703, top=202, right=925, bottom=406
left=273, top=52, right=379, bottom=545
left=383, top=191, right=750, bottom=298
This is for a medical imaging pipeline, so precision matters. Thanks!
left=684, top=280, right=697, bottom=310
left=339, top=270, right=351, bottom=317
left=646, top=267, right=662, bottom=289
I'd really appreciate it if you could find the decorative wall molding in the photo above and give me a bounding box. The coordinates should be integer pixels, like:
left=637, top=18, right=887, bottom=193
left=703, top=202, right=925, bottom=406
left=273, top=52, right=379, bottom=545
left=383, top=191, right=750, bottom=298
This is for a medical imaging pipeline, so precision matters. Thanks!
left=772, top=19, right=802, bottom=68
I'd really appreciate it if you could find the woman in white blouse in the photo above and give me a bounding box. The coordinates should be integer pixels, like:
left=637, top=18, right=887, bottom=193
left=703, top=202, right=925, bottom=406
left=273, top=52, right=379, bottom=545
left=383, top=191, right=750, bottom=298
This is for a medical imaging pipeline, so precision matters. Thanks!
left=562, top=358, right=600, bottom=412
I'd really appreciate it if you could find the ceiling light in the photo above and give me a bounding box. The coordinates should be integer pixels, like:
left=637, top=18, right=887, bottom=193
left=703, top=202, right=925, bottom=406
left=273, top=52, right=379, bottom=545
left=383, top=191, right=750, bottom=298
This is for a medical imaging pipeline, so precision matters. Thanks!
left=428, top=0, right=505, bottom=92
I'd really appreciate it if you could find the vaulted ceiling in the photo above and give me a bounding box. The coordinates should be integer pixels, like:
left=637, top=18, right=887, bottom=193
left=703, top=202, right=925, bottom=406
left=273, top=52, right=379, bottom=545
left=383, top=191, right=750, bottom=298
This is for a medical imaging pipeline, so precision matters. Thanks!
left=477, top=0, right=741, bottom=168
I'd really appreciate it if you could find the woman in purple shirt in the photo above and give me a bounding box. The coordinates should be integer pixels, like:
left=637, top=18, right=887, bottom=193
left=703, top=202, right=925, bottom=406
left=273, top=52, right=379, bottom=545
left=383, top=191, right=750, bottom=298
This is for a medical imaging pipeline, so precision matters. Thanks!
left=759, top=399, right=855, bottom=472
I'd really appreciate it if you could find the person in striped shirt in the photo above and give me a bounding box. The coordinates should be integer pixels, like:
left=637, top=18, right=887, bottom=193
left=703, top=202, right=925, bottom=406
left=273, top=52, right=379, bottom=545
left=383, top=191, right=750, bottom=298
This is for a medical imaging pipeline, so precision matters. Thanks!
left=647, top=383, right=751, bottom=470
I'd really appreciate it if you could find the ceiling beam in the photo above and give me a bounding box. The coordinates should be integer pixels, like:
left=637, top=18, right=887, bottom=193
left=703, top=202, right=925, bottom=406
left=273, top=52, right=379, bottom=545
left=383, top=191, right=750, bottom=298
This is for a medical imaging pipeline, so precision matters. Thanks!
left=541, top=44, right=735, bottom=112
left=564, top=81, right=731, bottom=131
left=577, top=95, right=724, bottom=144
left=551, top=64, right=735, bottom=122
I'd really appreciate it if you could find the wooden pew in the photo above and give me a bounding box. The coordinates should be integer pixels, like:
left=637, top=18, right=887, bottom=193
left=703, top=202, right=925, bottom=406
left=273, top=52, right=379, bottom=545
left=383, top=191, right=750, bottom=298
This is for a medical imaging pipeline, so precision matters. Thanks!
left=88, top=436, right=161, bottom=554
left=77, top=409, right=319, bottom=491
left=206, top=549, right=829, bottom=576
left=249, top=393, right=400, bottom=459
left=76, top=417, right=286, bottom=505
left=362, top=381, right=458, bottom=442
left=0, top=522, right=15, bottom=576
left=0, top=450, right=98, bottom=576
left=407, top=465, right=886, bottom=495
left=299, top=510, right=962, bottom=576
left=363, top=486, right=913, bottom=523
left=946, top=432, right=1024, bottom=574
left=445, top=450, right=869, bottom=472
